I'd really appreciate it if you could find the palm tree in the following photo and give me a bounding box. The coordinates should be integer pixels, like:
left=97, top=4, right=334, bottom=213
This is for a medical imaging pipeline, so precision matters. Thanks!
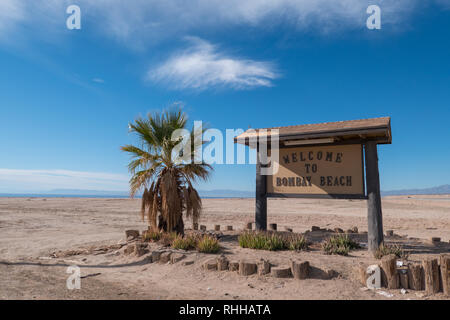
left=121, top=108, right=212, bottom=235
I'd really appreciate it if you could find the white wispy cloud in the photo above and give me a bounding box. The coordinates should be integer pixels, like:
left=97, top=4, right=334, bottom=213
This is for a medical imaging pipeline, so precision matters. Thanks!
left=0, top=169, right=129, bottom=193
left=149, top=38, right=277, bottom=90
left=92, top=78, right=105, bottom=83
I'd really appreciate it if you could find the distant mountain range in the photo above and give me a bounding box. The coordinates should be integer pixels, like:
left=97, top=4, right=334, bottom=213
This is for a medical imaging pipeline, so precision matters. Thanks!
left=381, top=184, right=450, bottom=196
left=43, top=188, right=255, bottom=198
left=2, top=185, right=449, bottom=198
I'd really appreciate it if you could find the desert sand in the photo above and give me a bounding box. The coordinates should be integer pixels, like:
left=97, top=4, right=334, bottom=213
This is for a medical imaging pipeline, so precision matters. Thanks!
left=0, top=195, right=449, bottom=300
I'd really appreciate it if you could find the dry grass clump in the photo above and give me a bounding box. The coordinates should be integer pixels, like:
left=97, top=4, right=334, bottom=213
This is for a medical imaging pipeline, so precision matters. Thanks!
left=374, top=243, right=409, bottom=260
left=322, top=234, right=360, bottom=256
left=238, top=232, right=308, bottom=251
left=196, top=235, right=220, bottom=253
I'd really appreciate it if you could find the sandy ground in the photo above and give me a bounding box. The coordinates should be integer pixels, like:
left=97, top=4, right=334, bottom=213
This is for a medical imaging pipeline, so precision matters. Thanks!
left=0, top=195, right=449, bottom=300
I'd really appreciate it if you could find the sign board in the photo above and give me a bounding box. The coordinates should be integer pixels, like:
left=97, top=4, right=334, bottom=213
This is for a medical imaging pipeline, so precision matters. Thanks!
left=267, top=144, right=364, bottom=197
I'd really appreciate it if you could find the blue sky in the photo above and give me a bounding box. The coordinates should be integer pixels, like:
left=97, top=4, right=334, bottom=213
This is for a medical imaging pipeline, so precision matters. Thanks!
left=0, top=0, right=449, bottom=193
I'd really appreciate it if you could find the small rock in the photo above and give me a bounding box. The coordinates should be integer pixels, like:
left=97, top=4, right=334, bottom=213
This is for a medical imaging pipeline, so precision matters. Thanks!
left=334, top=228, right=344, bottom=233
left=311, top=226, right=321, bottom=232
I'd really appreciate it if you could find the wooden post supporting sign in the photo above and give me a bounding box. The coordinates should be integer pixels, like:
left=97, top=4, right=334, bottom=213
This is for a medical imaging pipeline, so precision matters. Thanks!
left=255, top=147, right=267, bottom=231
left=365, top=141, right=384, bottom=252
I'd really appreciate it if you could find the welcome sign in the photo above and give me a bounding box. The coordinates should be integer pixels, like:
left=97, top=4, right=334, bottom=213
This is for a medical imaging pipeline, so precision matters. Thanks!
left=267, top=144, right=364, bottom=196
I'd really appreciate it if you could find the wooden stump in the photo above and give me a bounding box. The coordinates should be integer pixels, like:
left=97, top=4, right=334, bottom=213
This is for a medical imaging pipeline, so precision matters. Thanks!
left=290, top=260, right=309, bottom=280
left=431, top=237, right=441, bottom=244
left=217, top=255, right=229, bottom=271
left=134, top=242, right=148, bottom=257
left=422, top=258, right=440, bottom=295
left=269, top=223, right=277, bottom=231
left=440, top=254, right=450, bottom=296
left=229, top=261, right=239, bottom=272
left=125, top=230, right=139, bottom=239
left=181, top=260, right=194, bottom=266
left=193, top=223, right=198, bottom=230
left=214, top=225, right=221, bottom=231
left=357, top=263, right=370, bottom=286
left=200, top=225, right=207, bottom=231
left=408, top=263, right=423, bottom=291
left=239, top=260, right=257, bottom=276
left=203, top=258, right=218, bottom=271
left=246, top=223, right=252, bottom=230
left=271, top=266, right=292, bottom=278
left=398, top=267, right=409, bottom=289
left=381, top=254, right=399, bottom=289
left=124, top=244, right=135, bottom=255
left=159, top=252, right=172, bottom=264
left=151, top=250, right=163, bottom=262
left=226, top=226, right=233, bottom=231
left=171, top=253, right=185, bottom=264
left=257, top=259, right=271, bottom=276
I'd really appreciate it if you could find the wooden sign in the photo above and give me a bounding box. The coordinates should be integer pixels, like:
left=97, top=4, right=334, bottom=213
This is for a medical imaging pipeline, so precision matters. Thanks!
left=267, top=144, right=364, bottom=197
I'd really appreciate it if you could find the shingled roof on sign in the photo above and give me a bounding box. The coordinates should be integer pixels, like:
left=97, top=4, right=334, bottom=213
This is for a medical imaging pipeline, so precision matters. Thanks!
left=234, top=117, right=392, bottom=146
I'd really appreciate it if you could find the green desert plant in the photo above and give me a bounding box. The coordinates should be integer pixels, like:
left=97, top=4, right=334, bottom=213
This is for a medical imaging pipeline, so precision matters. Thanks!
left=374, top=243, right=409, bottom=260
left=171, top=234, right=198, bottom=250
left=322, top=234, right=360, bottom=256
left=143, top=229, right=162, bottom=242
left=121, top=108, right=212, bottom=234
left=196, top=235, right=220, bottom=253
left=238, top=232, right=307, bottom=251
left=287, top=234, right=308, bottom=251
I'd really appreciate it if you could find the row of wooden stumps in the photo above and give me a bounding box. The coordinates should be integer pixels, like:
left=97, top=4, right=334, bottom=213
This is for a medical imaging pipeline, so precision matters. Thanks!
left=358, top=254, right=450, bottom=296
left=203, top=255, right=335, bottom=280
left=192, top=222, right=288, bottom=232
left=193, top=223, right=233, bottom=231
